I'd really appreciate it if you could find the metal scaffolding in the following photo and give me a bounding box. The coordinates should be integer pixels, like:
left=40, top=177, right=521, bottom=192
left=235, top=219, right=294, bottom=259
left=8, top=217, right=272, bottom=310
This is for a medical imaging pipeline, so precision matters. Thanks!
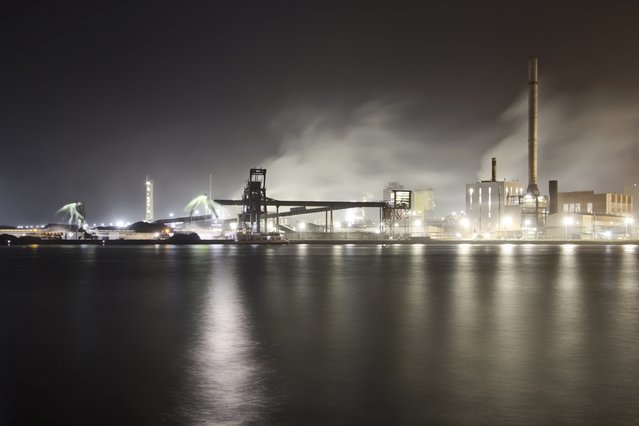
left=239, top=168, right=268, bottom=233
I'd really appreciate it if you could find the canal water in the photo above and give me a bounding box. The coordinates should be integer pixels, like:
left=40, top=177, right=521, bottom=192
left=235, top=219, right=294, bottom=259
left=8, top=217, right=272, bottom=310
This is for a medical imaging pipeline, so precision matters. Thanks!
left=1, top=244, right=638, bottom=424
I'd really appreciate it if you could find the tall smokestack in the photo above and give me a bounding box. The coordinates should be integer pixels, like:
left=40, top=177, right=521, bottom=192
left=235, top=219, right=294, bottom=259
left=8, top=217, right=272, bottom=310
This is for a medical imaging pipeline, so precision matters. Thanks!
left=526, top=56, right=540, bottom=196
left=491, top=157, right=497, bottom=182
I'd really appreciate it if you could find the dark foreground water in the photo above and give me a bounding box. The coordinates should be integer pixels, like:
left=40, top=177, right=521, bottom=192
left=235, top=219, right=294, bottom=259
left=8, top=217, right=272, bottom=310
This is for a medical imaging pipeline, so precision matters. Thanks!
left=1, top=244, right=638, bottom=425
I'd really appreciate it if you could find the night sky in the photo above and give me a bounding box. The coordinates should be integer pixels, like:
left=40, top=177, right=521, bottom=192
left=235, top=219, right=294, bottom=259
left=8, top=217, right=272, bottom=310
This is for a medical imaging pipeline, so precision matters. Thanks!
left=2, top=1, right=639, bottom=225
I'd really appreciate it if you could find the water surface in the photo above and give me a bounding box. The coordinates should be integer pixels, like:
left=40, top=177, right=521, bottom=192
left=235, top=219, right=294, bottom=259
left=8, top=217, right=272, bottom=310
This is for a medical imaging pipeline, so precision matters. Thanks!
left=1, top=244, right=638, bottom=424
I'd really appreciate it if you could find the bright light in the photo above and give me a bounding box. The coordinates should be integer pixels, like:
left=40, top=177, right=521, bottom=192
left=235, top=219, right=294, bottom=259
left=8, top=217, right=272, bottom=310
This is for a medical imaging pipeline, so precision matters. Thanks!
left=299, top=223, right=306, bottom=230
left=57, top=202, right=86, bottom=226
left=625, top=217, right=634, bottom=225
left=502, top=216, right=512, bottom=226
left=459, top=218, right=470, bottom=229
left=169, top=212, right=174, bottom=218
left=116, top=220, right=125, bottom=228
left=414, top=219, right=422, bottom=227
left=345, top=209, right=356, bottom=224
left=563, top=217, right=574, bottom=226
left=194, top=210, right=200, bottom=215
left=334, top=222, right=341, bottom=230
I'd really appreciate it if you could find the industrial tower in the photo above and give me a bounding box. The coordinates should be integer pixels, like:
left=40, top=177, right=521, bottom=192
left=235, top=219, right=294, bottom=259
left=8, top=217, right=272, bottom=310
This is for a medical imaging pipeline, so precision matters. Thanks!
left=238, top=168, right=268, bottom=233
left=145, top=177, right=154, bottom=222
left=521, top=57, right=548, bottom=236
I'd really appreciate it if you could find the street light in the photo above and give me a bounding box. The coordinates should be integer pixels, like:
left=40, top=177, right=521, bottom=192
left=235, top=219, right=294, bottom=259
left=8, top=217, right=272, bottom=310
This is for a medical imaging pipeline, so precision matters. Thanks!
left=299, top=222, right=306, bottom=240
left=502, top=216, right=512, bottom=239
left=458, top=217, right=470, bottom=239
left=563, top=216, right=574, bottom=240
left=625, top=217, right=634, bottom=239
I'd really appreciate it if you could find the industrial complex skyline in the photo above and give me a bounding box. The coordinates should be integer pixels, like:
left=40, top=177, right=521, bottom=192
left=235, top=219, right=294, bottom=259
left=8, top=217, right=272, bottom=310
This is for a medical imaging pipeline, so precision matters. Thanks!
left=2, top=1, right=639, bottom=224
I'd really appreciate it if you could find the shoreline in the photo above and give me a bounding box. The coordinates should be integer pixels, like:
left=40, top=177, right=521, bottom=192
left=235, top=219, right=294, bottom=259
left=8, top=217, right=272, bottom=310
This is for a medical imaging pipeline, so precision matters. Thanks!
left=2, top=238, right=638, bottom=246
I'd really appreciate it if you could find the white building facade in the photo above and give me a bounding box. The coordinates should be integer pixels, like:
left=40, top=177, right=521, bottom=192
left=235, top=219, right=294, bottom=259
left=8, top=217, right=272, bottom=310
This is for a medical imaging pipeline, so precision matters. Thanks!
left=465, top=180, right=525, bottom=236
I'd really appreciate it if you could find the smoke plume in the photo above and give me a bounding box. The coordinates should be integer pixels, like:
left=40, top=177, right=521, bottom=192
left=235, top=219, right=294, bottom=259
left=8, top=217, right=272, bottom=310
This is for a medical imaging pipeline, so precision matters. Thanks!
left=263, top=90, right=639, bottom=216
left=264, top=101, right=476, bottom=212
left=479, top=90, right=639, bottom=194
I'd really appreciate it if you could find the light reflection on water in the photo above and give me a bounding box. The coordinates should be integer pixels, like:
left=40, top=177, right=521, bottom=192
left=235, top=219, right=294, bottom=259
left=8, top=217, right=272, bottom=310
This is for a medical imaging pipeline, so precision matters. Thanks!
left=1, top=244, right=639, bottom=424
left=182, top=247, right=267, bottom=424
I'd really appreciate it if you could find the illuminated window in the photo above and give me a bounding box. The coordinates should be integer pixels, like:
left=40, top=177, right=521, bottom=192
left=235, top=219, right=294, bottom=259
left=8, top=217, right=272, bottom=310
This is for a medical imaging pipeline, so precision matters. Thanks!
left=587, top=202, right=593, bottom=214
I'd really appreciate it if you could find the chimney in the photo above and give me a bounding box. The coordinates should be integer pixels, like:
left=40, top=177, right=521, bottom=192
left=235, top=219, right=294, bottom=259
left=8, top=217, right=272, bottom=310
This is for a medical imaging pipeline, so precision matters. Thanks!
left=491, top=157, right=497, bottom=182
left=526, top=56, right=540, bottom=196
left=549, top=180, right=558, bottom=214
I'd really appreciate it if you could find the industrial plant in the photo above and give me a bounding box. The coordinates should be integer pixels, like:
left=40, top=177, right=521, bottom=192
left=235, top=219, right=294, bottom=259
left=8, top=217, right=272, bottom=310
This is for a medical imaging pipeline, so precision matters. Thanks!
left=1, top=57, right=636, bottom=243
left=462, top=57, right=634, bottom=241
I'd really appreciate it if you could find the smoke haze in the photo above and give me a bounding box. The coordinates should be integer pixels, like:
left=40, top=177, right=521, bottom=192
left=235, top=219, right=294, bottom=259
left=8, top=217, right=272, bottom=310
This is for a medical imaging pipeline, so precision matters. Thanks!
left=264, top=101, right=476, bottom=211
left=263, top=88, right=639, bottom=216
left=479, top=89, right=639, bottom=197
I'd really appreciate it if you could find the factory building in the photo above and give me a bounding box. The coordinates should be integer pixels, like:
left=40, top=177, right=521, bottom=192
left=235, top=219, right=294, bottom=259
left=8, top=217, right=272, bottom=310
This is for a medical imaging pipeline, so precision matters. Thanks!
left=465, top=181, right=525, bottom=235
left=382, top=183, right=435, bottom=236
left=465, top=158, right=525, bottom=236
left=383, top=182, right=435, bottom=220
left=546, top=182, right=634, bottom=239
left=411, top=189, right=435, bottom=220
left=557, top=191, right=632, bottom=216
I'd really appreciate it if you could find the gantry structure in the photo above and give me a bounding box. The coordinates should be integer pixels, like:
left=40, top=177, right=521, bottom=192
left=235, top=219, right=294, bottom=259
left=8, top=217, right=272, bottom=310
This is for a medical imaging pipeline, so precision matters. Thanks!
left=154, top=168, right=411, bottom=237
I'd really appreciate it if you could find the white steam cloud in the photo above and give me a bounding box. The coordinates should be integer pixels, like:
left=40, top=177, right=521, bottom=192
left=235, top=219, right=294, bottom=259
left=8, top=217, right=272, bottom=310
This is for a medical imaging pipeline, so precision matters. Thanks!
left=480, top=90, right=639, bottom=194
left=264, top=101, right=475, bottom=211
left=263, top=91, right=639, bottom=215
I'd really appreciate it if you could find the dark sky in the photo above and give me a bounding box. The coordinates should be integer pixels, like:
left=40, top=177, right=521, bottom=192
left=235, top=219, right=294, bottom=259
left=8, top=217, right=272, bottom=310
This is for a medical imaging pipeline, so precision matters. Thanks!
left=2, top=1, right=639, bottom=224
